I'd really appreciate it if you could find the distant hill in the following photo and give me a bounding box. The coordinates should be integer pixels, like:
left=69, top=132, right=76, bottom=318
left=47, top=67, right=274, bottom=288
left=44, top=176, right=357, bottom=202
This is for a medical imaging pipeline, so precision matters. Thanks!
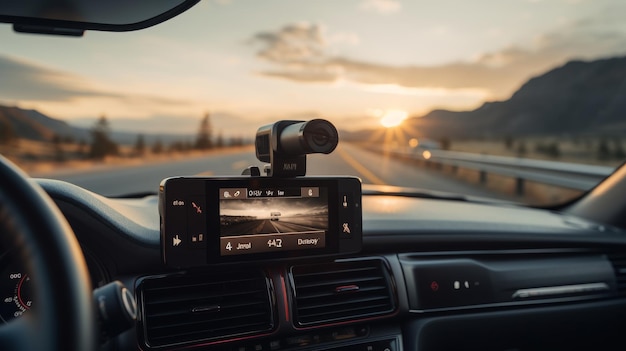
left=346, top=56, right=626, bottom=141
left=0, top=105, right=194, bottom=145
left=0, top=105, right=89, bottom=142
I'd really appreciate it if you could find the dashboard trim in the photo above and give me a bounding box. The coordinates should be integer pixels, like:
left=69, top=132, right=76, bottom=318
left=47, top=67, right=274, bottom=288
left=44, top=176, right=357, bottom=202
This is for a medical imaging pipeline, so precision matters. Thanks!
left=511, top=282, right=610, bottom=299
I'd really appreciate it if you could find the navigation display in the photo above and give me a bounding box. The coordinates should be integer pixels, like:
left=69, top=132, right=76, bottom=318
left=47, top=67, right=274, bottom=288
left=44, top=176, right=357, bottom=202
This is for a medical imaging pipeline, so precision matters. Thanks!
left=219, top=187, right=328, bottom=255
left=159, top=176, right=362, bottom=267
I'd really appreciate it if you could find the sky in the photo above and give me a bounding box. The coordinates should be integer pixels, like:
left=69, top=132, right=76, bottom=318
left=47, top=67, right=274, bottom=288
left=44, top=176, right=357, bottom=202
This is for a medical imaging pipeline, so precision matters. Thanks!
left=1, top=0, right=626, bottom=137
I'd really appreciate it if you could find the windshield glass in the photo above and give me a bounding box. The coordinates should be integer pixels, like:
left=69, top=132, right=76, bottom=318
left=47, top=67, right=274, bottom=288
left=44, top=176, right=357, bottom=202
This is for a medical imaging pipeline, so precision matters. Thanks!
left=1, top=0, right=625, bottom=204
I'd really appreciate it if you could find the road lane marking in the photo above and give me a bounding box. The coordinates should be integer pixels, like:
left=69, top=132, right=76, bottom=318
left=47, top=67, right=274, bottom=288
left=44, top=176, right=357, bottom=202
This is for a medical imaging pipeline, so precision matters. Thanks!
left=270, top=220, right=282, bottom=233
left=336, top=147, right=386, bottom=185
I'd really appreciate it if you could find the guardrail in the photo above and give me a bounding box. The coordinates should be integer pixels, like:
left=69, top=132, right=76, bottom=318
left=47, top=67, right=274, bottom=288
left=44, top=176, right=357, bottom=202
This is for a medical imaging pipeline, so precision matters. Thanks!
left=382, top=147, right=616, bottom=195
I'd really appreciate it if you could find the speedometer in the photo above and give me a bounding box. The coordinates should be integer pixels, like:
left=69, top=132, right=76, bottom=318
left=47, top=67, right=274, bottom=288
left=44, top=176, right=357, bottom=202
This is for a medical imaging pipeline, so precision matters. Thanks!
left=0, top=248, right=107, bottom=323
left=0, top=263, right=32, bottom=322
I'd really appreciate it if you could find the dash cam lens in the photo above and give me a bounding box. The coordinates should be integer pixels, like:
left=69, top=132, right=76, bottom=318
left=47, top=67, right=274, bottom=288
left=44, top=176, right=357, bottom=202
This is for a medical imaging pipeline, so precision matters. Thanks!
left=308, top=122, right=334, bottom=147
left=312, top=131, right=328, bottom=146
left=297, top=119, right=338, bottom=154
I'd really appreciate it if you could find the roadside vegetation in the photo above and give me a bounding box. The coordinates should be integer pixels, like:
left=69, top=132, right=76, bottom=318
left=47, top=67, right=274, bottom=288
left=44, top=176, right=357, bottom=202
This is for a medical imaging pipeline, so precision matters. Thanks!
left=0, top=113, right=250, bottom=175
left=446, top=136, right=625, bottom=167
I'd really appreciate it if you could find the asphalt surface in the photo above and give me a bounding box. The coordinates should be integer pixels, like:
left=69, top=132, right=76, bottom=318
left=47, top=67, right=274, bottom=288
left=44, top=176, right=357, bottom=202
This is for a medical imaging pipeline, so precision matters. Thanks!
left=38, top=143, right=513, bottom=200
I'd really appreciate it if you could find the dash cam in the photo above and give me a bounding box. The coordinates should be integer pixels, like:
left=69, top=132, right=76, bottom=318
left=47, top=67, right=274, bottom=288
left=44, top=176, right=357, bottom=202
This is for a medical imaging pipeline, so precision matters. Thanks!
left=255, top=119, right=338, bottom=177
left=159, top=119, right=362, bottom=268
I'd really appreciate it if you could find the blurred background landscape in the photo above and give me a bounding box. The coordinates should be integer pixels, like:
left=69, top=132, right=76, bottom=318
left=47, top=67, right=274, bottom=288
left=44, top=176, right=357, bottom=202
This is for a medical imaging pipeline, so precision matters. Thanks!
left=1, top=0, right=625, bottom=203
left=2, top=55, right=624, bottom=172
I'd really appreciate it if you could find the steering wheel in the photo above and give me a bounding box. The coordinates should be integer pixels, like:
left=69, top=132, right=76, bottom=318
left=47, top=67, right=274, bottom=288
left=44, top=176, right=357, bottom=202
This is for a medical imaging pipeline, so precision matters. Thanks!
left=0, top=155, right=95, bottom=351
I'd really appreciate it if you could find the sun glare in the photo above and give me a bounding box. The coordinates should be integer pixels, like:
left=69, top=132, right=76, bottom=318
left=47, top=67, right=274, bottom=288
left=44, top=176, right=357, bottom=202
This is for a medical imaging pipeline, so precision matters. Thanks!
left=380, top=110, right=408, bottom=128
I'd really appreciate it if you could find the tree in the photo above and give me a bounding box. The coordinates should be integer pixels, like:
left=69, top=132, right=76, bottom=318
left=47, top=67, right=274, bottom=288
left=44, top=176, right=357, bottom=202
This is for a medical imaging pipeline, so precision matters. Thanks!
left=89, top=115, right=119, bottom=159
left=195, top=113, right=213, bottom=150
left=152, top=138, right=163, bottom=154
left=504, top=135, right=514, bottom=150
left=169, top=140, right=189, bottom=152
left=134, top=134, right=146, bottom=155
left=534, top=142, right=546, bottom=154
left=545, top=142, right=560, bottom=158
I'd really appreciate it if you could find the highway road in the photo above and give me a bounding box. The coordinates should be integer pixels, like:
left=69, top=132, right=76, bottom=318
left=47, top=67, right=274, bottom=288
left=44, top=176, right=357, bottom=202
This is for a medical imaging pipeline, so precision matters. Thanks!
left=37, top=143, right=513, bottom=200
left=222, top=218, right=322, bottom=236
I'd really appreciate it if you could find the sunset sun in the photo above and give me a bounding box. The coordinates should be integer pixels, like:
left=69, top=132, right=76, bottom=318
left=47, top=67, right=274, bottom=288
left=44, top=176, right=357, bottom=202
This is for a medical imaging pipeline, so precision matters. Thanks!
left=380, top=110, right=408, bottom=128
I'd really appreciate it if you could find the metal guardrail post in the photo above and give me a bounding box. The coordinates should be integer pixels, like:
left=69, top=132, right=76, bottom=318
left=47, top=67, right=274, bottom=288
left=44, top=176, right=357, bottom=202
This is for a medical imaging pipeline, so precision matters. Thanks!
left=516, top=177, right=525, bottom=196
left=479, top=170, right=487, bottom=184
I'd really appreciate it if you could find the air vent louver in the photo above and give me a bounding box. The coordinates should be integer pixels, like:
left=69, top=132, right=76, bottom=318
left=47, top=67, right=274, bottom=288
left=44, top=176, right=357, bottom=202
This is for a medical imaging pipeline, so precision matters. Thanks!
left=608, top=253, right=626, bottom=295
left=290, top=259, right=395, bottom=326
left=139, top=270, right=274, bottom=348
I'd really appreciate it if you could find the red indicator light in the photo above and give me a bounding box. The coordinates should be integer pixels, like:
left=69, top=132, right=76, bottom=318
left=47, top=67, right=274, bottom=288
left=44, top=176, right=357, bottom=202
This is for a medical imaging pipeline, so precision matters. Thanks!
left=430, top=281, right=439, bottom=292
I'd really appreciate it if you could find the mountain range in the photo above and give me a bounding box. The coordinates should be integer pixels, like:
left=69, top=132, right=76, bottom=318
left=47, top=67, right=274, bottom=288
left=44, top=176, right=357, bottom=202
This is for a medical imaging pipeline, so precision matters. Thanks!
left=0, top=106, right=87, bottom=141
left=345, top=55, right=626, bottom=140
left=2, top=55, right=626, bottom=144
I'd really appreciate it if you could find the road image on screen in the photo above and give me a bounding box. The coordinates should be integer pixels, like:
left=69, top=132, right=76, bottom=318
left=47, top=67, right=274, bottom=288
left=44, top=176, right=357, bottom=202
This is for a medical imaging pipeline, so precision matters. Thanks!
left=220, top=196, right=328, bottom=237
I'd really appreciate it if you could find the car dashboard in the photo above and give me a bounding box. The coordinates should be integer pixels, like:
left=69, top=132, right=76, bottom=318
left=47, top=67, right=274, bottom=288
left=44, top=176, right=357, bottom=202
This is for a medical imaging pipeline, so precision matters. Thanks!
left=6, top=178, right=625, bottom=351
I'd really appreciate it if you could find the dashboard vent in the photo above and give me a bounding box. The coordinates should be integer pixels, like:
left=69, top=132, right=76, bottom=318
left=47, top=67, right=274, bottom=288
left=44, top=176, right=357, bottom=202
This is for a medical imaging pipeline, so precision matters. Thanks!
left=290, top=259, right=395, bottom=326
left=139, top=270, right=274, bottom=348
left=608, top=253, right=626, bottom=295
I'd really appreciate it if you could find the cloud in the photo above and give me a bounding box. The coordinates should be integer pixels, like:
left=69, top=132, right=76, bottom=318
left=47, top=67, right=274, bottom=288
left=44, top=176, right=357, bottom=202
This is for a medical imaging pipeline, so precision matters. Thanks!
left=359, top=0, right=401, bottom=14
left=0, top=55, right=111, bottom=101
left=251, top=23, right=326, bottom=64
left=0, top=54, right=192, bottom=108
left=250, top=18, right=626, bottom=100
left=327, top=31, right=360, bottom=46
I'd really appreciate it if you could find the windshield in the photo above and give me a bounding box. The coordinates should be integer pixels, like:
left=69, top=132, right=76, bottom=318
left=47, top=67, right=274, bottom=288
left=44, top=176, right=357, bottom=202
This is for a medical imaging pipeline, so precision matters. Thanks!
left=1, top=0, right=625, bottom=205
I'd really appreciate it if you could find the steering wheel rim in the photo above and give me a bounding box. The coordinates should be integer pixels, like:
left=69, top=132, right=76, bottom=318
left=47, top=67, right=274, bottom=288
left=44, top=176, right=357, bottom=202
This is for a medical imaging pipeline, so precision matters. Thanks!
left=0, top=155, right=95, bottom=351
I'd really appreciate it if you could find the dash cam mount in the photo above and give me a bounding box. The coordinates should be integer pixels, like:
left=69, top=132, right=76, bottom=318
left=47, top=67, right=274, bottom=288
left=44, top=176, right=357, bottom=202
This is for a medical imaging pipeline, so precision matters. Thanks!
left=247, top=119, right=339, bottom=177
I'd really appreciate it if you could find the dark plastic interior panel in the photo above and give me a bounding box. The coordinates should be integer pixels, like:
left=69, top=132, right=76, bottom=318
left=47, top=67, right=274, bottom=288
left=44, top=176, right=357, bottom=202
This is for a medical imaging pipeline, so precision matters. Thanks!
left=404, top=299, right=626, bottom=351
left=400, top=253, right=616, bottom=310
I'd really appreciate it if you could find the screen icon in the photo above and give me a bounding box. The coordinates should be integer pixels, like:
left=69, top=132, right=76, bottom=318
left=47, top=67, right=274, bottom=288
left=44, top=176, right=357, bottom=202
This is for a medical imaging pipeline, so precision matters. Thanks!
left=191, top=202, right=202, bottom=214
left=191, top=233, right=204, bottom=243
left=220, top=188, right=248, bottom=199
left=301, top=187, right=319, bottom=197
left=342, top=223, right=351, bottom=234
